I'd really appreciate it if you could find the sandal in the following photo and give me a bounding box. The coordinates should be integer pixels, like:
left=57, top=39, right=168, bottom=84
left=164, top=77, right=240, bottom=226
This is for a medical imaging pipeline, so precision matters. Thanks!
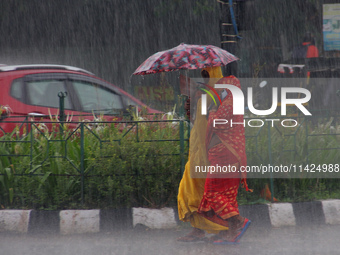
left=230, top=218, right=251, bottom=242
left=212, top=218, right=251, bottom=244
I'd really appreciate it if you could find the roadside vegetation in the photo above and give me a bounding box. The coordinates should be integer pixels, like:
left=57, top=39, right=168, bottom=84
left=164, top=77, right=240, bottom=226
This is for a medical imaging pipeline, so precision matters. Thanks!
left=0, top=114, right=339, bottom=210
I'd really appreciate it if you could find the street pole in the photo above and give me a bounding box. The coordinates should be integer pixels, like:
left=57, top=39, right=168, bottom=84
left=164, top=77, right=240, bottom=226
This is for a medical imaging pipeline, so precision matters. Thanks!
left=218, top=1, right=276, bottom=198
left=219, top=0, right=239, bottom=76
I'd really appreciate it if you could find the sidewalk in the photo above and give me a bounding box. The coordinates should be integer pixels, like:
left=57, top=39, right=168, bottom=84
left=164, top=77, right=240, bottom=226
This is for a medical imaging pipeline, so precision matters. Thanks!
left=0, top=199, right=339, bottom=235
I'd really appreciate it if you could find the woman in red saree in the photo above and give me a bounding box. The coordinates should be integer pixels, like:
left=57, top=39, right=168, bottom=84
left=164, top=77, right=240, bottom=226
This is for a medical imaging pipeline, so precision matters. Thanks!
left=198, top=75, right=251, bottom=244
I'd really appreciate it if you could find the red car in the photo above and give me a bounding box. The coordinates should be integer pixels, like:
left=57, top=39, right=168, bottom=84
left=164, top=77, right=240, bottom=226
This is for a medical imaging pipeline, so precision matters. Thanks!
left=0, top=64, right=161, bottom=135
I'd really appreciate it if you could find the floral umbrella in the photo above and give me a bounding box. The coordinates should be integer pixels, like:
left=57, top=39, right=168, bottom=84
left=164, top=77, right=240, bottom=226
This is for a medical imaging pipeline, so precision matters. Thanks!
left=133, top=43, right=239, bottom=75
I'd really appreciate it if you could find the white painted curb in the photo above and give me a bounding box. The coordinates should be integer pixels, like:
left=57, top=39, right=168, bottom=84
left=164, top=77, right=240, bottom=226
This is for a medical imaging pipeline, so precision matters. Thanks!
left=268, top=203, right=296, bottom=227
left=1, top=200, right=340, bottom=234
left=59, top=210, right=100, bottom=235
left=321, top=199, right=340, bottom=225
left=0, top=210, right=31, bottom=233
left=132, top=207, right=177, bottom=229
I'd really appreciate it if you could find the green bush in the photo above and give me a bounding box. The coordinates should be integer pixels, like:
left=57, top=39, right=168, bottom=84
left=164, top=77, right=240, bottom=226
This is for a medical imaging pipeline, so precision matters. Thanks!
left=0, top=119, right=187, bottom=209
left=0, top=115, right=339, bottom=209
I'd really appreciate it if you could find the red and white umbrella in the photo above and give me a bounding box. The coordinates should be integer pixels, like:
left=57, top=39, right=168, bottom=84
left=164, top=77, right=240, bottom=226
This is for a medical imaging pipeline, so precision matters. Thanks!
left=133, top=43, right=239, bottom=75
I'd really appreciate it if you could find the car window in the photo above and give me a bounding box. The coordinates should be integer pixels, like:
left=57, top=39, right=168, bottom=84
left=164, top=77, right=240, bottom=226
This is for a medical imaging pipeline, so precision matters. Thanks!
left=10, top=79, right=23, bottom=101
left=10, top=78, right=72, bottom=109
left=71, top=80, right=124, bottom=114
left=26, top=79, right=72, bottom=109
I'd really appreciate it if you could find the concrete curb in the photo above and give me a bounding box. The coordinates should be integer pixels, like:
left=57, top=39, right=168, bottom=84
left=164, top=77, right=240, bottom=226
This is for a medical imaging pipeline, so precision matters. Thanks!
left=0, top=199, right=339, bottom=234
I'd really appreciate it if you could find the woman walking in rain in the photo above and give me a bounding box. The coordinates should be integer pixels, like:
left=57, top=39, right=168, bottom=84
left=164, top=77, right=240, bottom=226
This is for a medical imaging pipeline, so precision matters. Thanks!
left=177, top=66, right=229, bottom=242
left=132, top=43, right=245, bottom=243
left=197, top=73, right=252, bottom=244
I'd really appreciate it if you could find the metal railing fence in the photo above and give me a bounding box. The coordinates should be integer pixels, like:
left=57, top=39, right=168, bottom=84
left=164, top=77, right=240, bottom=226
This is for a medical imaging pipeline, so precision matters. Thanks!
left=0, top=114, right=339, bottom=207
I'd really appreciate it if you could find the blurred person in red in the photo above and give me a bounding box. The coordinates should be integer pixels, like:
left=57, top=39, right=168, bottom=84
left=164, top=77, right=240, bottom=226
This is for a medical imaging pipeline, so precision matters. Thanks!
left=292, top=32, right=319, bottom=59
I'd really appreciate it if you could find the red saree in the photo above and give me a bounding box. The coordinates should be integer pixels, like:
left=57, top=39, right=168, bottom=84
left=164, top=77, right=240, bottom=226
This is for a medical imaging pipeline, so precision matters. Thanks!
left=198, top=76, right=249, bottom=228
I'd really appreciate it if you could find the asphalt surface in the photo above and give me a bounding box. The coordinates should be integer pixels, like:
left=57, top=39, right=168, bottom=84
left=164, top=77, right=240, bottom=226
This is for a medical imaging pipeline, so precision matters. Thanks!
left=1, top=223, right=339, bottom=255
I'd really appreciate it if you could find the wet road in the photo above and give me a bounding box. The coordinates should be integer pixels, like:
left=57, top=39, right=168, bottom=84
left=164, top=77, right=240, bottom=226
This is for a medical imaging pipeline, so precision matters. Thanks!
left=0, top=224, right=339, bottom=255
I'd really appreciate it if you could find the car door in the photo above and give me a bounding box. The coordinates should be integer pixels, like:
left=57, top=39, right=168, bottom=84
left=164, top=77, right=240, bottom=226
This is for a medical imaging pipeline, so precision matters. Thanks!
left=67, top=74, right=128, bottom=119
left=3, top=72, right=148, bottom=135
left=7, top=73, right=83, bottom=133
